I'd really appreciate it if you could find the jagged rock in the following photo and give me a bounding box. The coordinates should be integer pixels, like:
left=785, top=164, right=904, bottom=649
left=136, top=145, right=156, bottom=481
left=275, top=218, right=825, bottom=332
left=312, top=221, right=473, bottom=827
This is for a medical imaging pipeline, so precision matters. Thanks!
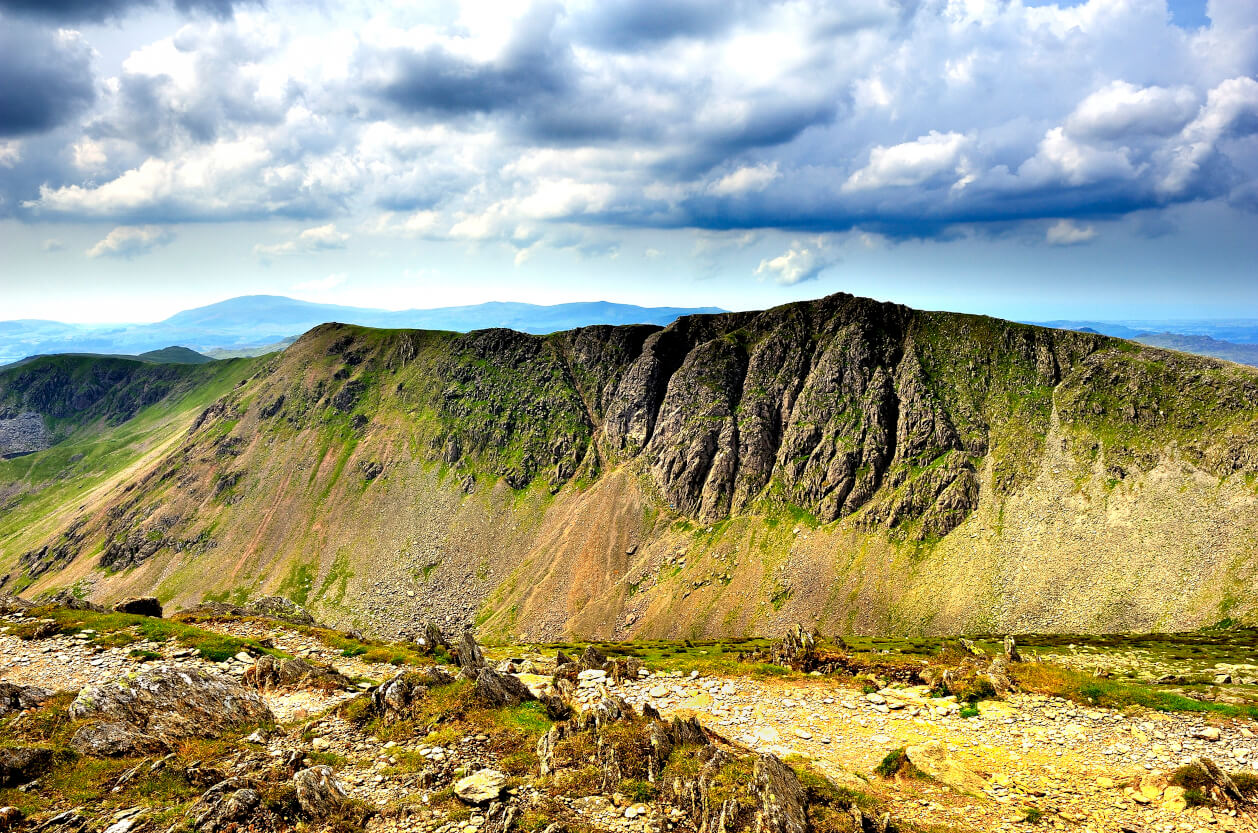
left=1003, top=635, right=1022, bottom=663
left=293, top=766, right=347, bottom=820
left=474, top=668, right=537, bottom=707
left=69, top=667, right=273, bottom=755
left=190, top=779, right=270, bottom=832
left=986, top=657, right=1015, bottom=697
left=1184, top=758, right=1249, bottom=807
left=364, top=667, right=455, bottom=723
left=904, top=740, right=986, bottom=796
left=0, top=747, right=55, bottom=788
left=774, top=624, right=818, bottom=670
left=43, top=590, right=103, bottom=613
left=458, top=629, right=487, bottom=671
left=540, top=691, right=573, bottom=721
left=958, top=638, right=984, bottom=656
left=0, top=682, right=49, bottom=716
left=244, top=655, right=352, bottom=692
left=30, top=809, right=87, bottom=833
left=0, top=593, right=33, bottom=614
left=111, top=597, right=162, bottom=617
left=419, top=621, right=450, bottom=652
left=578, top=645, right=607, bottom=671
left=555, top=649, right=575, bottom=666
left=454, top=769, right=507, bottom=804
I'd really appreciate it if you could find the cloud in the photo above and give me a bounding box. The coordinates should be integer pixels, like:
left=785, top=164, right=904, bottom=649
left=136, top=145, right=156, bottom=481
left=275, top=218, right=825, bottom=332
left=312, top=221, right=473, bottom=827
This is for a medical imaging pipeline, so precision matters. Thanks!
left=0, top=23, right=95, bottom=137
left=843, top=132, right=970, bottom=191
left=293, top=272, right=347, bottom=292
left=254, top=224, right=350, bottom=257
left=755, top=238, right=838, bottom=285
left=41, top=238, right=64, bottom=252
left=1066, top=81, right=1199, bottom=141
left=1045, top=219, right=1098, bottom=246
left=86, top=225, right=175, bottom=258
left=3, top=0, right=1258, bottom=242
left=0, top=0, right=261, bottom=23
left=708, top=163, right=779, bottom=196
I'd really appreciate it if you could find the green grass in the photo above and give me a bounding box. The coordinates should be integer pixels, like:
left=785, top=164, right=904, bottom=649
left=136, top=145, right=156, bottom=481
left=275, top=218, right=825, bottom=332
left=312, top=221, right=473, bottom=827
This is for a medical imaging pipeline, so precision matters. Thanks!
left=1012, top=662, right=1258, bottom=719
left=19, top=607, right=286, bottom=663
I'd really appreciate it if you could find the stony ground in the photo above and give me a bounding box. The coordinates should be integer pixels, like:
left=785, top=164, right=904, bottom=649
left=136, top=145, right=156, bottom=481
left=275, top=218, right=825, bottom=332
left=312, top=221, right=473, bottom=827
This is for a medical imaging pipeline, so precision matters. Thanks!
left=2, top=614, right=1256, bottom=833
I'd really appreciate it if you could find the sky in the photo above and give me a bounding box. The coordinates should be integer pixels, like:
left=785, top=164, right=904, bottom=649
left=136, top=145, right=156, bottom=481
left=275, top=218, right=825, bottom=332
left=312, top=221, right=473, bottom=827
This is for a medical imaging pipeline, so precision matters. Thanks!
left=0, top=0, right=1256, bottom=324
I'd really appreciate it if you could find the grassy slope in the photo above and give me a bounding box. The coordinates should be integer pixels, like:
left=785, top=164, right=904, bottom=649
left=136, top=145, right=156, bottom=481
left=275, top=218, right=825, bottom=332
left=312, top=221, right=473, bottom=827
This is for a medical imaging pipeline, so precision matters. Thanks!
left=0, top=356, right=261, bottom=587
left=2, top=296, right=1258, bottom=639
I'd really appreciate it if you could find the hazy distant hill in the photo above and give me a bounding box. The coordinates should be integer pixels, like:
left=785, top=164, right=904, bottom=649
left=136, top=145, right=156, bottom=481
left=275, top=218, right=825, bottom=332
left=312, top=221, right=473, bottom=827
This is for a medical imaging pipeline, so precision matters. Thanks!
left=1035, top=318, right=1258, bottom=343
left=0, top=296, right=724, bottom=364
left=1133, top=332, right=1258, bottom=367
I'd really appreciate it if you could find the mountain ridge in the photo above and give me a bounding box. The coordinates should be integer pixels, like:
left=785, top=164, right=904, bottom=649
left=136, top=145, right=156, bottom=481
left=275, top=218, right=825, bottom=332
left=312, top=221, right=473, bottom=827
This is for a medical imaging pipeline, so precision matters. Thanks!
left=1, top=292, right=1256, bottom=640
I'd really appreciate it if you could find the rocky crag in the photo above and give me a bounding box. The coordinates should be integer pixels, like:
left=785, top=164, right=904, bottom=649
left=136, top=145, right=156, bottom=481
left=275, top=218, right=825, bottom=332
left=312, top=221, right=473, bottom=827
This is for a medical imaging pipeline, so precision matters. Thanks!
left=1, top=293, right=1257, bottom=639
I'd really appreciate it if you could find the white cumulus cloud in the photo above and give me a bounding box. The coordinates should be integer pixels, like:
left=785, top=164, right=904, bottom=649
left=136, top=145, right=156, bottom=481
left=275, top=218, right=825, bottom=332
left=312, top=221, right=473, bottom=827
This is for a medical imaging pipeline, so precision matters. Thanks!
left=1045, top=219, right=1098, bottom=246
left=86, top=226, right=175, bottom=259
left=755, top=238, right=838, bottom=285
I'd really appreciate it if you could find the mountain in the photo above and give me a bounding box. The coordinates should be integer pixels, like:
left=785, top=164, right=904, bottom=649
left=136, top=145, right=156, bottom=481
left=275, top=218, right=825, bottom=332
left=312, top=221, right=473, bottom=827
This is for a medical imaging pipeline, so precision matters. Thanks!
left=2, top=292, right=1257, bottom=639
left=1035, top=319, right=1258, bottom=344
left=0, top=296, right=725, bottom=365
left=1132, top=333, right=1258, bottom=368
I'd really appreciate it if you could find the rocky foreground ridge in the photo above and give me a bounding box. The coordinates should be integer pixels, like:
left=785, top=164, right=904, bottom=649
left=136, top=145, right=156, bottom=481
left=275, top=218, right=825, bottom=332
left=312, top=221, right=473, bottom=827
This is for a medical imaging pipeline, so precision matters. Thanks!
left=2, top=292, right=1258, bottom=637
left=1, top=595, right=1257, bottom=833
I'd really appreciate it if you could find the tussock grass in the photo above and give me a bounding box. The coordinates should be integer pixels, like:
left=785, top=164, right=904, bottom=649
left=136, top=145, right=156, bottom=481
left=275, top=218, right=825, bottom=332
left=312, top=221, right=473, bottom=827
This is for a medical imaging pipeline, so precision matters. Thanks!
left=1011, top=661, right=1258, bottom=719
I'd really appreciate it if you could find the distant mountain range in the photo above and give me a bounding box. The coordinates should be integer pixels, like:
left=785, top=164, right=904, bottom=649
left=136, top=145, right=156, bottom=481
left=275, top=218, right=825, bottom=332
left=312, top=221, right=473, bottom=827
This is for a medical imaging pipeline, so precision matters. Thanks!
left=0, top=296, right=725, bottom=365
left=1033, top=319, right=1258, bottom=367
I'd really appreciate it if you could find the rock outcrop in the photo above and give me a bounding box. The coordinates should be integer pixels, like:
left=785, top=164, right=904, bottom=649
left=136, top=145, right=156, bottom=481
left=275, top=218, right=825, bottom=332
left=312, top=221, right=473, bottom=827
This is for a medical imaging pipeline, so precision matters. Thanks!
left=69, top=667, right=273, bottom=755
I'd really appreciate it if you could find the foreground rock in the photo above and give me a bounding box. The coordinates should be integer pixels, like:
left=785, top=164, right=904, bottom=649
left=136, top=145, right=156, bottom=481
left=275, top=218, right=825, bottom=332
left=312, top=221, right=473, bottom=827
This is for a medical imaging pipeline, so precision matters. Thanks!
left=293, top=765, right=348, bottom=820
left=0, top=746, right=55, bottom=788
left=69, top=666, right=274, bottom=755
left=454, top=768, right=507, bottom=804
left=0, top=681, right=49, bottom=716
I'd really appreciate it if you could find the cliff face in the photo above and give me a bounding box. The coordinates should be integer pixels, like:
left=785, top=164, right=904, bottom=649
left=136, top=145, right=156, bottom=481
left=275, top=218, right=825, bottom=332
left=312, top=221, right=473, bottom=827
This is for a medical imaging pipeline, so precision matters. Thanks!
left=3, top=293, right=1258, bottom=638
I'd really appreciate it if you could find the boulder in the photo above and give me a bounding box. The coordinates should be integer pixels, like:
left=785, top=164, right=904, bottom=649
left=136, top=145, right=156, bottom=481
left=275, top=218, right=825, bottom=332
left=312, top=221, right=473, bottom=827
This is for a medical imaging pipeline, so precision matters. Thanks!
left=579, top=645, right=607, bottom=671
left=293, top=766, right=347, bottom=820
left=1003, top=635, right=1022, bottom=663
left=473, top=668, right=536, bottom=707
left=905, top=741, right=986, bottom=796
left=245, top=655, right=352, bottom=692
left=0, top=682, right=49, bottom=717
left=0, top=807, right=23, bottom=831
left=367, top=667, right=455, bottom=723
left=69, top=667, right=273, bottom=755
left=454, top=768, right=507, bottom=804
left=0, top=746, right=55, bottom=788
left=190, top=779, right=268, bottom=832
left=111, top=597, right=162, bottom=618
left=70, top=721, right=166, bottom=757
left=420, top=621, right=450, bottom=652
left=458, top=629, right=487, bottom=671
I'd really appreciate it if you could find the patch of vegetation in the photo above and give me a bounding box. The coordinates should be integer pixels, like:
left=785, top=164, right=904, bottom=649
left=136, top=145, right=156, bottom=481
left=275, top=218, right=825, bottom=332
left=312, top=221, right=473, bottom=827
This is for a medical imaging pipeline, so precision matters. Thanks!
left=30, top=607, right=285, bottom=663
left=1011, top=662, right=1258, bottom=719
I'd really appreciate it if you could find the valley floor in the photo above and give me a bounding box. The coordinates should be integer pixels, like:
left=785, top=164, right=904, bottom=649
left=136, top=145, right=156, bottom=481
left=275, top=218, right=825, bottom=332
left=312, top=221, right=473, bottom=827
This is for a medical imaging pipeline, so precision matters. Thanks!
left=2, top=614, right=1256, bottom=833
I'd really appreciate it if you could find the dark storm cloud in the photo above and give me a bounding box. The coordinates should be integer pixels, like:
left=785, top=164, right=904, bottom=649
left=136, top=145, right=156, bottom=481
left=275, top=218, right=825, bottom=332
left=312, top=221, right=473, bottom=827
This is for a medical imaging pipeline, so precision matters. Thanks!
left=0, top=23, right=95, bottom=137
left=0, top=0, right=260, bottom=23
left=375, top=5, right=570, bottom=116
